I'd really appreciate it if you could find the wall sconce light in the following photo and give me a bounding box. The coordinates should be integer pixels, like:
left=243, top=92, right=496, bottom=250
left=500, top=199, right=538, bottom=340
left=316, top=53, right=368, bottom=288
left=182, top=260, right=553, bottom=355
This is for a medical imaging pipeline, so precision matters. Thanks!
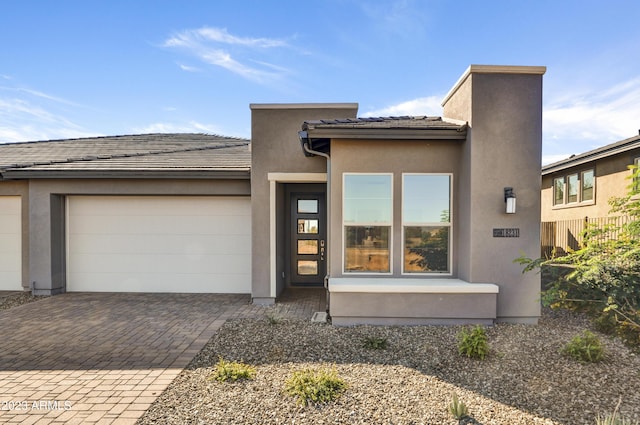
left=504, top=187, right=516, bottom=214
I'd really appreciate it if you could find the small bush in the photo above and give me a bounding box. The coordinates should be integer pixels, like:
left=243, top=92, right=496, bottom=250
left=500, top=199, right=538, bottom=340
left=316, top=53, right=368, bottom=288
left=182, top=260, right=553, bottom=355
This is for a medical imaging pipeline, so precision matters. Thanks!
left=457, top=325, right=489, bottom=360
left=210, top=357, right=256, bottom=382
left=362, top=336, right=388, bottom=350
left=284, top=366, right=347, bottom=405
left=448, top=392, right=469, bottom=420
left=596, top=398, right=639, bottom=425
left=562, top=330, right=605, bottom=363
left=265, top=310, right=283, bottom=325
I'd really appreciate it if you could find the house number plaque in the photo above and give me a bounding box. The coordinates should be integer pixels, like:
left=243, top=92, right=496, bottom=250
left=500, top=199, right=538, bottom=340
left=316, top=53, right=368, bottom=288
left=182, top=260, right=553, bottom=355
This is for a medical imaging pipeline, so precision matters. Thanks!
left=493, top=228, right=520, bottom=238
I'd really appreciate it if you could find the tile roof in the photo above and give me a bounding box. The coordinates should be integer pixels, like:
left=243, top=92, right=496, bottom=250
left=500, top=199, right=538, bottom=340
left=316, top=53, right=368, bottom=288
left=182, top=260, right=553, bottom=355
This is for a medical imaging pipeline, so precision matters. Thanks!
left=302, top=116, right=465, bottom=131
left=0, top=134, right=251, bottom=179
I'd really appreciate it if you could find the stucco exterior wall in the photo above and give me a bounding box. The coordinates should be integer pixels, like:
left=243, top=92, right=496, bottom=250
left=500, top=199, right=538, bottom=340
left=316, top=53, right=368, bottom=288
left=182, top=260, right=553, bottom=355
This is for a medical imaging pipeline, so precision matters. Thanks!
left=250, top=104, right=358, bottom=302
left=328, top=138, right=463, bottom=278
left=443, top=66, right=544, bottom=322
left=0, top=180, right=30, bottom=289
left=24, top=178, right=250, bottom=295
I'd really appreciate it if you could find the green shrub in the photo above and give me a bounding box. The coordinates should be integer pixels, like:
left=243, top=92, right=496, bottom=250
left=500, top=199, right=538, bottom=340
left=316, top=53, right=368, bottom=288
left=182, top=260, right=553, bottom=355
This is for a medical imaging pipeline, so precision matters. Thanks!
left=284, top=366, right=347, bottom=405
left=457, top=325, right=489, bottom=360
left=562, top=330, right=605, bottom=363
left=596, top=398, right=639, bottom=425
left=448, top=392, right=469, bottom=420
left=265, top=310, right=283, bottom=325
left=210, top=357, right=256, bottom=382
left=362, top=336, right=388, bottom=350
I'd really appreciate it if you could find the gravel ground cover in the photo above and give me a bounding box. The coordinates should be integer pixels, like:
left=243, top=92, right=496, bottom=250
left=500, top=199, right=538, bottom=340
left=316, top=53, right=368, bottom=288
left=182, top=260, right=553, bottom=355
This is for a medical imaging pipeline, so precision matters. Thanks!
left=0, top=292, right=48, bottom=311
left=138, top=309, right=640, bottom=425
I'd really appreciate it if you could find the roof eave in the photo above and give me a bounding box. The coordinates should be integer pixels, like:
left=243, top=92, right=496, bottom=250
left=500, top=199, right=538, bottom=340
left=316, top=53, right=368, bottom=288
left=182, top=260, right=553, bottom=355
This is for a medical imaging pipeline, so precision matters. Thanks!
left=0, top=169, right=251, bottom=180
left=303, top=127, right=467, bottom=140
left=542, top=136, right=640, bottom=175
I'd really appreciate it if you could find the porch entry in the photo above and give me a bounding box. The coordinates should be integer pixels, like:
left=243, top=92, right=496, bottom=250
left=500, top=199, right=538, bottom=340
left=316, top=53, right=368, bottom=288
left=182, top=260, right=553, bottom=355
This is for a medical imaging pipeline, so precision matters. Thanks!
left=286, top=184, right=326, bottom=286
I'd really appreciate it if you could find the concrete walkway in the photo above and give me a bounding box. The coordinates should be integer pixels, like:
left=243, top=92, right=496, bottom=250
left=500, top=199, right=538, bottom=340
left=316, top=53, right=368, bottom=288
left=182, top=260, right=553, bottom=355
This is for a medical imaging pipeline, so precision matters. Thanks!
left=0, top=289, right=325, bottom=424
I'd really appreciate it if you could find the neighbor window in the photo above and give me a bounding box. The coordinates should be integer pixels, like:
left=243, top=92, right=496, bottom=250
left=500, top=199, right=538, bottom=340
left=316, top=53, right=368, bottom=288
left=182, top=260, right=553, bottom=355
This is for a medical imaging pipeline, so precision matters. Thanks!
left=553, top=169, right=594, bottom=205
left=567, top=173, right=578, bottom=203
left=402, top=174, right=451, bottom=274
left=343, top=174, right=392, bottom=273
left=553, top=177, right=564, bottom=205
left=633, top=158, right=640, bottom=193
left=581, top=170, right=594, bottom=201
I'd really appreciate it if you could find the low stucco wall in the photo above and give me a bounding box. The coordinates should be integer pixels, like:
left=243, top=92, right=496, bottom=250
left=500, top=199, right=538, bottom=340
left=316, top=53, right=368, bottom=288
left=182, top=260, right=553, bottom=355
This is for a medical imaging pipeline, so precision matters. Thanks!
left=330, top=292, right=497, bottom=326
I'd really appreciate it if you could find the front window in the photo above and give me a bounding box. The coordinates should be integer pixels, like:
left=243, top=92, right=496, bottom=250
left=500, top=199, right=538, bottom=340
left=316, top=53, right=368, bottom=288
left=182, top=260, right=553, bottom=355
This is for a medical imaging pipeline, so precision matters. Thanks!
left=402, top=174, right=451, bottom=274
left=343, top=174, right=392, bottom=273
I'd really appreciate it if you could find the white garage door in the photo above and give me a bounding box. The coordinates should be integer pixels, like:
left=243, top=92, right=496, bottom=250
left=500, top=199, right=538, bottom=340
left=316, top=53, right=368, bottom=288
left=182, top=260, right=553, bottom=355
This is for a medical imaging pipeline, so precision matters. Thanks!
left=0, top=196, right=22, bottom=290
left=67, top=196, right=251, bottom=293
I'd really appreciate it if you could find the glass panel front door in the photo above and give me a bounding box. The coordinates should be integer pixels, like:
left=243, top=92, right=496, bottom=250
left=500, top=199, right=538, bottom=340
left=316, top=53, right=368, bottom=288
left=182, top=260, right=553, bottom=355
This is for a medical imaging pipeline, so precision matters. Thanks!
left=289, top=189, right=326, bottom=286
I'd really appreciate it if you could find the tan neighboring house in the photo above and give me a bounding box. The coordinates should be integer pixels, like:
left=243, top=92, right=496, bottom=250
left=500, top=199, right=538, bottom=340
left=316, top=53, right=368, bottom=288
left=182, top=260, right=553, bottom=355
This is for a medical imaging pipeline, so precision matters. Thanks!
left=541, top=133, right=640, bottom=256
left=0, top=64, right=545, bottom=325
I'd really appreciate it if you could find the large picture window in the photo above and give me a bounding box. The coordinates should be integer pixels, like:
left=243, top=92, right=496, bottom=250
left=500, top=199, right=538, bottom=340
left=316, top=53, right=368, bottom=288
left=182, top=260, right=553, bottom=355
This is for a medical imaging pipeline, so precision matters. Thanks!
left=402, top=174, right=451, bottom=274
left=343, top=174, right=392, bottom=273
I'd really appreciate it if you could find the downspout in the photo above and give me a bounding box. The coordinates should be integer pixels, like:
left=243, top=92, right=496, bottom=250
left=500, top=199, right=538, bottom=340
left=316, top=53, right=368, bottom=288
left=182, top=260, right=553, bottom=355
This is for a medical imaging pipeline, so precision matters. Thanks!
left=301, top=138, right=332, bottom=316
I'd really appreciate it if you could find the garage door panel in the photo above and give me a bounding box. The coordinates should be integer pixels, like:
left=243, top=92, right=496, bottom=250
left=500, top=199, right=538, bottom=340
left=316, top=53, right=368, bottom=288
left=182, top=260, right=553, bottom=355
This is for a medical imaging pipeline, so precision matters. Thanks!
left=69, top=234, right=251, bottom=255
left=70, top=214, right=249, bottom=236
left=0, top=196, right=21, bottom=290
left=68, top=272, right=249, bottom=293
left=70, top=253, right=249, bottom=274
left=67, top=196, right=251, bottom=293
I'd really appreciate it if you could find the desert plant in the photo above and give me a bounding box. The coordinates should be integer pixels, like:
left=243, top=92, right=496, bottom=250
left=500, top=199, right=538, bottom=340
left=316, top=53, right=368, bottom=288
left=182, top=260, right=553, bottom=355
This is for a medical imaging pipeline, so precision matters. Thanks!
left=596, top=398, right=639, bottom=425
left=516, top=165, right=640, bottom=351
left=284, top=366, right=347, bottom=405
left=457, top=325, right=489, bottom=360
left=210, top=357, right=256, bottom=382
left=362, top=336, right=388, bottom=350
left=448, top=392, right=469, bottom=420
left=562, top=330, right=605, bottom=363
left=265, top=309, right=283, bottom=325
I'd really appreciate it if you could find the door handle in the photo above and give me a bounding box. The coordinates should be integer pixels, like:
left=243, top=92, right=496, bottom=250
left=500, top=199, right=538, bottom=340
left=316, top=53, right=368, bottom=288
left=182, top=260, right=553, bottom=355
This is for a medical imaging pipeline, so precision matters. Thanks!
left=320, top=240, right=325, bottom=260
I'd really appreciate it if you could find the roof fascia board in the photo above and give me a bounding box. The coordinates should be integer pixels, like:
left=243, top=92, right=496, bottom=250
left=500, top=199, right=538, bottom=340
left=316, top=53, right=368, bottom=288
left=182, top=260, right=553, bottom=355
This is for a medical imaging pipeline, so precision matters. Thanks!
left=305, top=128, right=467, bottom=140
left=250, top=103, right=358, bottom=110
left=1, top=170, right=251, bottom=180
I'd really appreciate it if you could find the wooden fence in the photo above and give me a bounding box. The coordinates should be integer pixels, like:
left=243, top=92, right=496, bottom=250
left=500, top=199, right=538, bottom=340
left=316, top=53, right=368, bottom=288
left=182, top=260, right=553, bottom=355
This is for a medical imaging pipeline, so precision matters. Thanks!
left=541, top=216, right=628, bottom=258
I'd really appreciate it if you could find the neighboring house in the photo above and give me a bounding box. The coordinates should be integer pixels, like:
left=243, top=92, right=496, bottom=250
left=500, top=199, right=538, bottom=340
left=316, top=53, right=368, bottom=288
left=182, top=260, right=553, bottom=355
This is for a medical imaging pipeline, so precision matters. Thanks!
left=541, top=133, right=640, bottom=256
left=0, top=65, right=545, bottom=325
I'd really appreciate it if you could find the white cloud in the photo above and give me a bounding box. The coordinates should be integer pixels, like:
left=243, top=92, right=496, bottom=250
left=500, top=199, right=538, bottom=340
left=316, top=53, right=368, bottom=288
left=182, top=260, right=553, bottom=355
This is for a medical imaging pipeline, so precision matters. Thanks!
left=544, top=77, right=640, bottom=151
left=0, top=95, right=97, bottom=143
left=178, top=63, right=201, bottom=72
left=163, top=27, right=291, bottom=84
left=133, top=120, right=224, bottom=135
left=361, top=95, right=443, bottom=117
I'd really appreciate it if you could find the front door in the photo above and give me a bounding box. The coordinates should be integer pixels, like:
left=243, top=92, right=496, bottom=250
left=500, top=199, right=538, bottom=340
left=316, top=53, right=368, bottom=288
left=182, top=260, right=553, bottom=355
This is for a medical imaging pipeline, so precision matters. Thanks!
left=287, top=187, right=326, bottom=286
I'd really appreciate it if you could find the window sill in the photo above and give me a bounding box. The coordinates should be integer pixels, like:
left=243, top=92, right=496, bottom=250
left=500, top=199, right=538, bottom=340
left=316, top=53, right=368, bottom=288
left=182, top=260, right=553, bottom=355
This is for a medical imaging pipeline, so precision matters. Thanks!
left=552, top=200, right=595, bottom=210
left=328, top=277, right=499, bottom=294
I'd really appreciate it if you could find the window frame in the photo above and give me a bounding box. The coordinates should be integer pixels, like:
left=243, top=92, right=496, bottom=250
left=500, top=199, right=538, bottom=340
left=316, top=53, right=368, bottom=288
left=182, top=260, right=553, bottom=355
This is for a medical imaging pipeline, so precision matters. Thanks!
left=552, top=168, right=595, bottom=207
left=342, top=173, right=393, bottom=275
left=581, top=169, right=595, bottom=202
left=401, top=173, right=453, bottom=276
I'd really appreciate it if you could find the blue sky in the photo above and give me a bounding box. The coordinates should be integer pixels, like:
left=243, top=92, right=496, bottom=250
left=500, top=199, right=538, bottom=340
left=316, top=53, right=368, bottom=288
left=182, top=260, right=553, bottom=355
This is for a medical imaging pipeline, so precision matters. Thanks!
left=1, top=0, right=639, bottom=164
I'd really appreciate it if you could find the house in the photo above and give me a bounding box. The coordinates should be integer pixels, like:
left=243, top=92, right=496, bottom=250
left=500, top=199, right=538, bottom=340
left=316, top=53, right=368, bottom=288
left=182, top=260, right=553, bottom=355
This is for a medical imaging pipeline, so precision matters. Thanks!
left=0, top=65, right=545, bottom=325
left=541, top=133, right=640, bottom=255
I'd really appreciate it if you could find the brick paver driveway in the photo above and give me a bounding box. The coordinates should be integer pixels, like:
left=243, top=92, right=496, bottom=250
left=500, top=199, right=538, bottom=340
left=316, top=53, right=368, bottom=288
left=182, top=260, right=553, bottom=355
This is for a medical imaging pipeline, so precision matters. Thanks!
left=0, top=293, right=265, bottom=424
